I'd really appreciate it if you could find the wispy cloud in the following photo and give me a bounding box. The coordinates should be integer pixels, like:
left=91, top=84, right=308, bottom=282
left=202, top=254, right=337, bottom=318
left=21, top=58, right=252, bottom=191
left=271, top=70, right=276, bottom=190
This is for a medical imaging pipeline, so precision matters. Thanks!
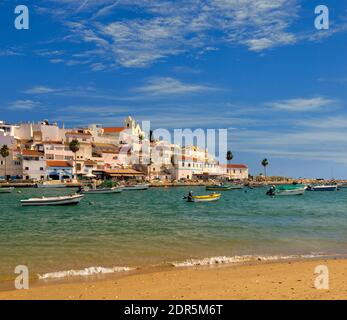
left=133, top=77, right=218, bottom=96
left=34, top=0, right=303, bottom=69
left=24, top=86, right=62, bottom=94
left=8, top=100, right=40, bottom=110
left=267, top=97, right=336, bottom=112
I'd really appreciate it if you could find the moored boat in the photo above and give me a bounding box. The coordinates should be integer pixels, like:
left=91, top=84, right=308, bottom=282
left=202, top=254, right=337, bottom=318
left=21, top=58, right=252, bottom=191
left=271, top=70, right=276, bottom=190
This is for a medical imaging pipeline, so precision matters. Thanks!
left=186, top=193, right=221, bottom=203
left=307, top=185, right=337, bottom=191
left=35, top=182, right=67, bottom=188
left=122, top=184, right=149, bottom=191
left=266, top=184, right=306, bottom=196
left=206, top=184, right=243, bottom=191
left=21, top=194, right=84, bottom=206
left=0, top=187, right=14, bottom=194
left=81, top=186, right=123, bottom=194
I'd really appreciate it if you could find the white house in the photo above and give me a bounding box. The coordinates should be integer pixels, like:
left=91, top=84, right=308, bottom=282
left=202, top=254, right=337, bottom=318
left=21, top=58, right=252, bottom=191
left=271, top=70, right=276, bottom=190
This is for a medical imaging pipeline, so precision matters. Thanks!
left=21, top=150, right=45, bottom=181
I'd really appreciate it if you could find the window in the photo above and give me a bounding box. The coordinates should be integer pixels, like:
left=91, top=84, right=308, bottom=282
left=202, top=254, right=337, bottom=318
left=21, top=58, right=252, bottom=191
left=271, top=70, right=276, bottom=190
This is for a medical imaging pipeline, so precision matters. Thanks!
left=0, top=161, right=3, bottom=165
left=25, top=167, right=29, bottom=171
left=40, top=167, right=44, bottom=171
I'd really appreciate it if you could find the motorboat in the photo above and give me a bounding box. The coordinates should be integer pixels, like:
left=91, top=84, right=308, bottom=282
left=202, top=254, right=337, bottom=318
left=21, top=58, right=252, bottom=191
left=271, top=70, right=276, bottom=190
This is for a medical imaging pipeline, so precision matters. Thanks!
left=21, top=194, right=84, bottom=206
left=186, top=193, right=221, bottom=203
left=266, top=184, right=306, bottom=196
left=122, top=184, right=150, bottom=191
left=306, top=185, right=338, bottom=192
left=0, top=187, right=14, bottom=193
left=35, top=182, right=67, bottom=188
left=81, top=186, right=123, bottom=194
left=206, top=184, right=243, bottom=191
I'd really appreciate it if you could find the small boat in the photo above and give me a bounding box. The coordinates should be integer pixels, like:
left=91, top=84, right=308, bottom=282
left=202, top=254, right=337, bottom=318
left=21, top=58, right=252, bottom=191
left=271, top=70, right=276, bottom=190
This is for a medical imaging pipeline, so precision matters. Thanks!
left=21, top=194, right=84, bottom=206
left=122, top=184, right=150, bottom=191
left=206, top=184, right=243, bottom=191
left=266, top=184, right=306, bottom=196
left=81, top=187, right=122, bottom=194
left=307, top=185, right=337, bottom=191
left=35, top=182, right=67, bottom=188
left=0, top=187, right=14, bottom=193
left=186, top=193, right=221, bottom=203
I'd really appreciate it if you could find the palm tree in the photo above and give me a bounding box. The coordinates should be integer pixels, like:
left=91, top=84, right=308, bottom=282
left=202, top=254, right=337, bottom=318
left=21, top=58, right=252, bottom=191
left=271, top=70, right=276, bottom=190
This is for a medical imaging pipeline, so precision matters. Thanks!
left=261, top=158, right=269, bottom=177
left=69, top=139, right=80, bottom=179
left=0, top=145, right=10, bottom=181
left=226, top=150, right=233, bottom=165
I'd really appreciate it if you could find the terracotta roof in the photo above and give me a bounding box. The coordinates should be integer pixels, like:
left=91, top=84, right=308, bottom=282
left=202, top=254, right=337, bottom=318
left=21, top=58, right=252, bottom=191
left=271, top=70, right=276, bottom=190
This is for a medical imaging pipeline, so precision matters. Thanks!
left=223, top=164, right=248, bottom=169
left=84, top=160, right=97, bottom=165
left=103, top=127, right=124, bottom=133
left=22, top=150, right=44, bottom=156
left=46, top=160, right=72, bottom=167
left=105, top=168, right=144, bottom=176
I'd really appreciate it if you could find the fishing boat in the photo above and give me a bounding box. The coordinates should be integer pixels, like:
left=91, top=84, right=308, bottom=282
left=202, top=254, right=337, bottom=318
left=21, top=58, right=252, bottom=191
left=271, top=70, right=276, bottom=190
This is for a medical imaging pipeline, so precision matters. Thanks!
left=0, top=187, right=14, bottom=193
left=206, top=184, right=243, bottom=191
left=21, top=194, right=84, bottom=206
left=306, top=185, right=337, bottom=191
left=81, top=186, right=122, bottom=194
left=186, top=193, right=221, bottom=203
left=122, top=184, right=150, bottom=191
left=266, top=184, right=306, bottom=196
left=35, top=181, right=67, bottom=188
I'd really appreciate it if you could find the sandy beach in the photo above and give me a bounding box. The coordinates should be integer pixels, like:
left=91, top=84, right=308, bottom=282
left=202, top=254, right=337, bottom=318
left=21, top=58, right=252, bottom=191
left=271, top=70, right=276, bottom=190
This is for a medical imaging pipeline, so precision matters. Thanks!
left=1, top=258, right=347, bottom=300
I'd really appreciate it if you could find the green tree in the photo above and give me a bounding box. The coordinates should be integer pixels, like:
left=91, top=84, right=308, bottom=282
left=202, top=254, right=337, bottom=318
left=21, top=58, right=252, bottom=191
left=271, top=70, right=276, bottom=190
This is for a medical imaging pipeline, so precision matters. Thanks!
left=0, top=145, right=10, bottom=181
left=261, top=158, right=269, bottom=177
left=69, top=139, right=80, bottom=179
left=226, top=150, right=234, bottom=165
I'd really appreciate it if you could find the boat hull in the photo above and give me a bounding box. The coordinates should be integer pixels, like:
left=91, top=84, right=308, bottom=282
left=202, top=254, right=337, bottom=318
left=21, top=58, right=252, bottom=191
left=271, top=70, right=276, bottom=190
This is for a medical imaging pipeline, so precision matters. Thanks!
left=274, top=188, right=306, bottom=196
left=82, top=187, right=122, bottom=194
left=36, top=183, right=67, bottom=188
left=307, top=186, right=337, bottom=191
left=188, top=194, right=221, bottom=202
left=123, top=184, right=149, bottom=191
left=206, top=185, right=242, bottom=191
left=0, top=187, right=14, bottom=193
left=21, top=195, right=84, bottom=206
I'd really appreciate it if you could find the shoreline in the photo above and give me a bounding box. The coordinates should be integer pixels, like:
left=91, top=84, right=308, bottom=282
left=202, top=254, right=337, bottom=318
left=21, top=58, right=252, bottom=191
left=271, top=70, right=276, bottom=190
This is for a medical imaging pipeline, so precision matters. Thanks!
left=1, top=257, right=347, bottom=300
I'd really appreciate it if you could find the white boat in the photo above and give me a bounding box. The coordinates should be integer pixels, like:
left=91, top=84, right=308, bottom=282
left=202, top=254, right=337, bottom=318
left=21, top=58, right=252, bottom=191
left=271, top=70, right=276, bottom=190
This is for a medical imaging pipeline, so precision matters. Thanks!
left=307, top=185, right=337, bottom=191
left=21, top=194, right=84, bottom=206
left=122, top=184, right=150, bottom=191
left=36, top=182, right=67, bottom=188
left=0, top=187, right=14, bottom=193
left=81, top=187, right=123, bottom=194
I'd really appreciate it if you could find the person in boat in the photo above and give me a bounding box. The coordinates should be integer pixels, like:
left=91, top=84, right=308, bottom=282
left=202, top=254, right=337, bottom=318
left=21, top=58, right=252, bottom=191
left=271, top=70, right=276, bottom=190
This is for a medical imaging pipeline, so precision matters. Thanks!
left=266, top=185, right=276, bottom=196
left=76, top=186, right=83, bottom=194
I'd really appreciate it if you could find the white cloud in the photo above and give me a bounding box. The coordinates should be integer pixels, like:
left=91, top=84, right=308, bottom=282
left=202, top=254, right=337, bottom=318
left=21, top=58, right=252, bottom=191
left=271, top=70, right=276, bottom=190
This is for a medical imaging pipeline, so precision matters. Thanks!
left=24, top=86, right=61, bottom=94
left=267, top=97, right=336, bottom=112
left=9, top=100, right=40, bottom=110
left=133, top=77, right=217, bottom=95
left=36, top=0, right=302, bottom=69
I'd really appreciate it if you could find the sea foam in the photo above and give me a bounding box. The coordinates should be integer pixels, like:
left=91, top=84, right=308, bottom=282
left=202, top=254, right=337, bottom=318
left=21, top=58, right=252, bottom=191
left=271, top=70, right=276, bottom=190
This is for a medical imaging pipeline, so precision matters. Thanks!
left=172, top=253, right=325, bottom=267
left=38, top=266, right=135, bottom=280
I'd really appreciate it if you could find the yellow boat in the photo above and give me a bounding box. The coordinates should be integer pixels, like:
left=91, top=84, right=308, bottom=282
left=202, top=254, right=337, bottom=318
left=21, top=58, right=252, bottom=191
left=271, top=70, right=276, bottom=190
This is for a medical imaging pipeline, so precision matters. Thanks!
left=187, top=193, right=221, bottom=203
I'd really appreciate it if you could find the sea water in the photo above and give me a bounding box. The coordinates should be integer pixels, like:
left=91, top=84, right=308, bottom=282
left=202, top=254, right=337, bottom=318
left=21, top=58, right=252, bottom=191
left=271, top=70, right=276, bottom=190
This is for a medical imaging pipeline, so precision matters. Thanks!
left=0, top=187, right=346, bottom=286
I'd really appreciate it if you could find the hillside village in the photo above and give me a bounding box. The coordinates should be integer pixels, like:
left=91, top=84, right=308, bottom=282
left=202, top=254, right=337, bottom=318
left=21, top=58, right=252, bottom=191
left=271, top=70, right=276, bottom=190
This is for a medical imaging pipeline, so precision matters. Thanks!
left=0, top=117, right=249, bottom=183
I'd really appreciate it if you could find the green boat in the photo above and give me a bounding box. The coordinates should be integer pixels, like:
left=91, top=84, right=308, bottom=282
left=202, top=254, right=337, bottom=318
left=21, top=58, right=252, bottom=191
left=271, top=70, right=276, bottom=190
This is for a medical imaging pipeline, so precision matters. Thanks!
left=266, top=184, right=306, bottom=196
left=206, top=184, right=243, bottom=191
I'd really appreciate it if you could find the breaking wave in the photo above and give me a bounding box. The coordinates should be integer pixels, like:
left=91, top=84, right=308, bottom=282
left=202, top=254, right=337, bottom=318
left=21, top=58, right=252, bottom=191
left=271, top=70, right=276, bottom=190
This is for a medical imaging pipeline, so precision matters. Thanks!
left=38, top=266, right=135, bottom=280
left=172, top=253, right=326, bottom=267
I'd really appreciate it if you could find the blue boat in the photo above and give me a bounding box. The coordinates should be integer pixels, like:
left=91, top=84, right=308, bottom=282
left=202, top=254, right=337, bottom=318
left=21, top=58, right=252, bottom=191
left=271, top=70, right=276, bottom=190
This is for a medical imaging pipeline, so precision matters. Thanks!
left=307, top=185, right=337, bottom=191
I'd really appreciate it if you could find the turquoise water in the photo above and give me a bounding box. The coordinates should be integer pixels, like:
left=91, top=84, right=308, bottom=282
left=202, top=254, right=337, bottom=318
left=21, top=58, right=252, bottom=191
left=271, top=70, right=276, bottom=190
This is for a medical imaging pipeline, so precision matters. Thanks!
left=1, top=187, right=347, bottom=284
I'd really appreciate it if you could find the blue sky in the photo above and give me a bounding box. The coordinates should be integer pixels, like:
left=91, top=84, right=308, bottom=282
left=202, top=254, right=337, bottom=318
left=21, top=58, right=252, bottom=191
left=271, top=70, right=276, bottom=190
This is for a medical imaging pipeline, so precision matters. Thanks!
left=1, top=0, right=347, bottom=178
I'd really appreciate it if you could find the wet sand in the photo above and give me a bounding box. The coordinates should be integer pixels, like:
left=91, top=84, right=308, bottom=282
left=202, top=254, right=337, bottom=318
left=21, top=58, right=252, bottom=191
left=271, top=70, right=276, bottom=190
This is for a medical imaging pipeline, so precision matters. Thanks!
left=0, top=259, right=347, bottom=300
